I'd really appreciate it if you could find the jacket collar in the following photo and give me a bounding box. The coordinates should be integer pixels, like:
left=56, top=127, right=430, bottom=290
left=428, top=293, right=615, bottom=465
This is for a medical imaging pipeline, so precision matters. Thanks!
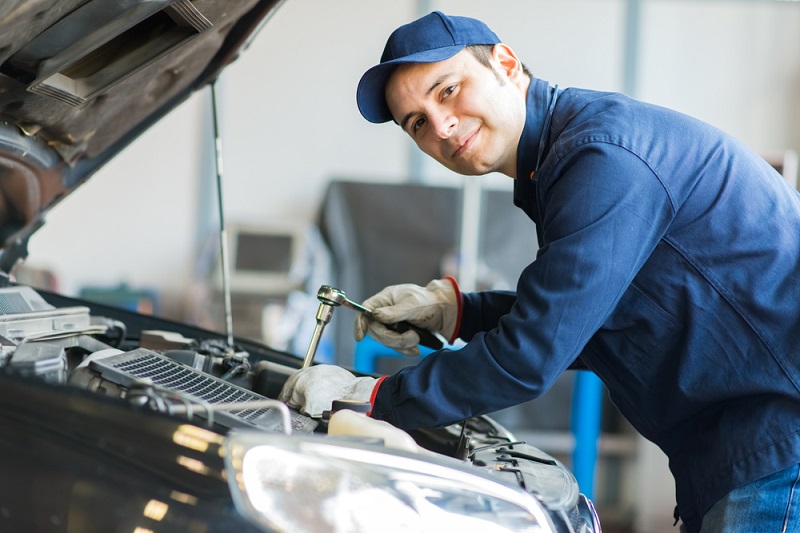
left=516, top=77, right=556, bottom=181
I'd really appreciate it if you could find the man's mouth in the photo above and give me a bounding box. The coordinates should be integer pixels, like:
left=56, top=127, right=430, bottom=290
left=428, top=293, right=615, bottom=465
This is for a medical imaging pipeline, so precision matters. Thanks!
left=453, top=127, right=479, bottom=158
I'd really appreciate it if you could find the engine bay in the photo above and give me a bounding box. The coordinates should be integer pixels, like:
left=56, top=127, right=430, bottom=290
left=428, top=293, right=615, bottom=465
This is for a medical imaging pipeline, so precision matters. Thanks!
left=0, top=285, right=518, bottom=450
left=0, top=283, right=601, bottom=531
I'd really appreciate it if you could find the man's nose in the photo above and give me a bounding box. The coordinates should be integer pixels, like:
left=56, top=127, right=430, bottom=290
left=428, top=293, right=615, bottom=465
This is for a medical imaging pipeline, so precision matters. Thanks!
left=430, top=111, right=457, bottom=139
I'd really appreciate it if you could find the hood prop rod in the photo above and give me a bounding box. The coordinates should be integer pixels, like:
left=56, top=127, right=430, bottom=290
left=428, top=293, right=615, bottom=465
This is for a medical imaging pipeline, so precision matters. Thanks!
left=210, top=80, right=235, bottom=349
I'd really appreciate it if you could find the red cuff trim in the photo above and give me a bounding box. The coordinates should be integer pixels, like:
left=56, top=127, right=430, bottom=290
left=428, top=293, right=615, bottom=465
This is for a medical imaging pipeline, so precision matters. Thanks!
left=367, top=375, right=389, bottom=417
left=442, top=276, right=462, bottom=344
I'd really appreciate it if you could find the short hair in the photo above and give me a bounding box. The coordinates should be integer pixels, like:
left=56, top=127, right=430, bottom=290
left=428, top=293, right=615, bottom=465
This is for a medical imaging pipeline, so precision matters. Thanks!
left=466, top=44, right=533, bottom=79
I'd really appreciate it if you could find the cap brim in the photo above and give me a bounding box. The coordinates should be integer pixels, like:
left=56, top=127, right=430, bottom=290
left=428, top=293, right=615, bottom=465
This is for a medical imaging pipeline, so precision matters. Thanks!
left=356, top=45, right=465, bottom=124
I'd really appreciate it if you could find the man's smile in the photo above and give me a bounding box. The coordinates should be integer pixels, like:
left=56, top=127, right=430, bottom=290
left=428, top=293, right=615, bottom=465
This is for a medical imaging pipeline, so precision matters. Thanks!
left=453, top=126, right=480, bottom=158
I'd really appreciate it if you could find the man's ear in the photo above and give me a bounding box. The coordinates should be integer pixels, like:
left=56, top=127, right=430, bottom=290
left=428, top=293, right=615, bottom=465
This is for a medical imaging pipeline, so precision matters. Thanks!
left=492, top=43, right=525, bottom=83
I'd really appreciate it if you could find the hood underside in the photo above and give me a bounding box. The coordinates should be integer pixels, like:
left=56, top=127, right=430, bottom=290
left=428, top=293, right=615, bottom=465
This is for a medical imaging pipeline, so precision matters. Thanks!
left=0, top=0, right=282, bottom=274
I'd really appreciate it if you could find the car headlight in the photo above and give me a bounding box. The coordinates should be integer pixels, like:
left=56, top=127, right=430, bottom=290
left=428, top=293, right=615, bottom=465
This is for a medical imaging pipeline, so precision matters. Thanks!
left=225, top=430, right=556, bottom=533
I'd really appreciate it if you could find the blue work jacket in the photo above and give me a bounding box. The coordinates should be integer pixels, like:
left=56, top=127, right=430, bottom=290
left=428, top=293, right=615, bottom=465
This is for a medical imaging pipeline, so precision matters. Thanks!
left=371, top=77, right=800, bottom=532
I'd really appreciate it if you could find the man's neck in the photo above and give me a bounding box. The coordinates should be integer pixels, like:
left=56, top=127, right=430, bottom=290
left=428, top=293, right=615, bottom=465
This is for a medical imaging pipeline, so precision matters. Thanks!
left=502, top=76, right=533, bottom=179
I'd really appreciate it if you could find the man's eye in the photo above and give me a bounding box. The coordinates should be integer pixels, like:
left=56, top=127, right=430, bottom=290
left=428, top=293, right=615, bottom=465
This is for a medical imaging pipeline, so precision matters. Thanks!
left=442, top=85, right=456, bottom=99
left=412, top=116, right=426, bottom=134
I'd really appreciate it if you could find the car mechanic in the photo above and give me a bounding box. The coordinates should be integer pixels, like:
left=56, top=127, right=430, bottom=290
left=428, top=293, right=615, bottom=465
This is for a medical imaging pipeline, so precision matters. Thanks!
left=279, top=11, right=800, bottom=533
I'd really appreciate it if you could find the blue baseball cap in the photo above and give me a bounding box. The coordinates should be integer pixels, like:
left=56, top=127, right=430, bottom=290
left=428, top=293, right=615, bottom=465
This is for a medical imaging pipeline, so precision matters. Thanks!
left=356, top=11, right=501, bottom=124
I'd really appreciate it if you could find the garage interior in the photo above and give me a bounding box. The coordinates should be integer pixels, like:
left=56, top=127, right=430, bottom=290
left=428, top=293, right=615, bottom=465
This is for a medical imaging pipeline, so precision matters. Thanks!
left=14, top=1, right=800, bottom=532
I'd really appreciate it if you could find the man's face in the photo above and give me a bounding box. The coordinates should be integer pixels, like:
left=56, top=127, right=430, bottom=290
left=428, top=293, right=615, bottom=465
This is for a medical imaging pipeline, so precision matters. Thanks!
left=384, top=46, right=529, bottom=177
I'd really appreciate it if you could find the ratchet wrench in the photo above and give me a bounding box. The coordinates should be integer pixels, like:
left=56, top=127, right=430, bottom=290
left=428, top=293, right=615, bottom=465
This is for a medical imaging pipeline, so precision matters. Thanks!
left=317, top=285, right=443, bottom=350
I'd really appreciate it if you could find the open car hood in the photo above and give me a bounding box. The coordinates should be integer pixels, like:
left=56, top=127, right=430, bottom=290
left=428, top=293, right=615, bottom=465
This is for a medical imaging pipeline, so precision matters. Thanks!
left=0, top=0, right=283, bottom=277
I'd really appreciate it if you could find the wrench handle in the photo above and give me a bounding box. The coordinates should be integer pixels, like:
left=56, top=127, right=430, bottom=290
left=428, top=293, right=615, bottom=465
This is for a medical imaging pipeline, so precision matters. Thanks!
left=384, top=321, right=443, bottom=350
left=344, top=296, right=443, bottom=350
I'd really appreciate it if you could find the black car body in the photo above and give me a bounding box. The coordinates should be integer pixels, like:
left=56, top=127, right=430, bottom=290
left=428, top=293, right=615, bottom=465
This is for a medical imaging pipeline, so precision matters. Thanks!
left=0, top=2, right=601, bottom=532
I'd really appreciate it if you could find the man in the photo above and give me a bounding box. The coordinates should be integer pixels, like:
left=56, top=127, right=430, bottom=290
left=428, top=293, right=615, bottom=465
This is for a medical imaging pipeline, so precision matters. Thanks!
left=279, top=11, right=800, bottom=533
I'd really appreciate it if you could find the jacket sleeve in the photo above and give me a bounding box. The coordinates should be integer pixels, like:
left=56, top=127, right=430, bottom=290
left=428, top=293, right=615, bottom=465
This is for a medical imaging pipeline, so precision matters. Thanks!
left=458, top=290, right=517, bottom=340
left=371, top=143, right=675, bottom=430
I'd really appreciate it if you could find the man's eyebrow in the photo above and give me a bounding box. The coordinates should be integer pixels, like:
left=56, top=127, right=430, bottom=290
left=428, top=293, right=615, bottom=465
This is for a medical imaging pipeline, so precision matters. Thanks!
left=399, top=73, right=453, bottom=132
left=426, top=73, right=453, bottom=96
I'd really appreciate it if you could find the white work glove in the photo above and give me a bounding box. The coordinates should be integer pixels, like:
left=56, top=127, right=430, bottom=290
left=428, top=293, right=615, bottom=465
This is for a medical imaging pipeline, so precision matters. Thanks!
left=278, top=365, right=378, bottom=418
left=354, top=277, right=460, bottom=357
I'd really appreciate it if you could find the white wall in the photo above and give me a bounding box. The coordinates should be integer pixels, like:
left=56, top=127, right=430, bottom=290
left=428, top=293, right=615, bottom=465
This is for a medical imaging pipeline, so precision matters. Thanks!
left=638, top=0, right=800, bottom=153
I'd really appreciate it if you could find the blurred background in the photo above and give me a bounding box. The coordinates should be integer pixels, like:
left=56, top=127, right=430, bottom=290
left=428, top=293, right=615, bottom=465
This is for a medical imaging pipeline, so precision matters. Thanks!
left=17, top=1, right=800, bottom=531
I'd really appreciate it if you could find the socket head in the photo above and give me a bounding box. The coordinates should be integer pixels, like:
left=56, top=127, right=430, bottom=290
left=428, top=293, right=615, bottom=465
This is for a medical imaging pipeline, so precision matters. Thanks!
left=317, top=285, right=346, bottom=307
